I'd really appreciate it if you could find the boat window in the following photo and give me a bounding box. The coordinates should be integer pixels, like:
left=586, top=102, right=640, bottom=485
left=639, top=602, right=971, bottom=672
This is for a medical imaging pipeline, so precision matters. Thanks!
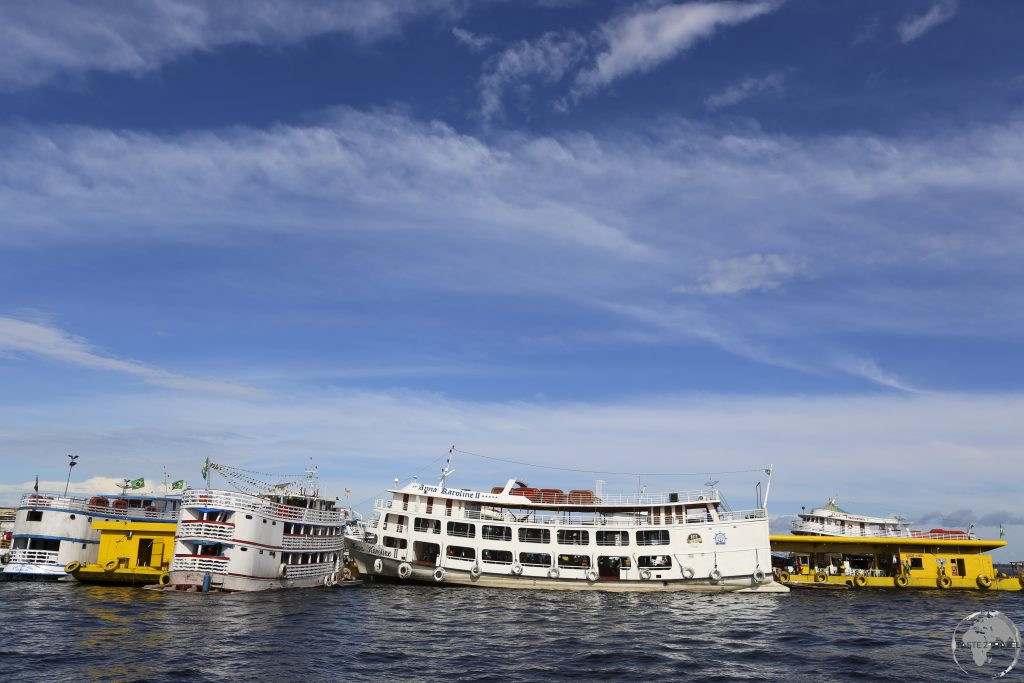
left=519, top=552, right=551, bottom=567
left=384, top=536, right=408, bottom=549
left=638, top=555, right=673, bottom=568
left=446, top=545, right=475, bottom=560
left=519, top=527, right=550, bottom=544
left=482, top=549, right=514, bottom=564
left=413, top=541, right=440, bottom=563
left=364, top=533, right=378, bottom=544
left=241, top=547, right=248, bottom=552
left=446, top=521, right=475, bottom=538
left=482, top=525, right=512, bottom=541
left=596, top=530, right=629, bottom=546
left=909, top=557, right=923, bottom=570
left=557, top=554, right=590, bottom=568
left=686, top=533, right=702, bottom=544
left=245, top=514, right=253, bottom=519
left=414, top=518, right=441, bottom=534
left=556, top=530, right=589, bottom=546
left=27, top=510, right=43, bottom=522
left=637, top=530, right=670, bottom=546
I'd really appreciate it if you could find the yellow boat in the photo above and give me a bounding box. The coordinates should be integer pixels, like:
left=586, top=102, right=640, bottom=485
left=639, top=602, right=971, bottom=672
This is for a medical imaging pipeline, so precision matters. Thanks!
left=770, top=534, right=1023, bottom=591
left=65, top=519, right=177, bottom=586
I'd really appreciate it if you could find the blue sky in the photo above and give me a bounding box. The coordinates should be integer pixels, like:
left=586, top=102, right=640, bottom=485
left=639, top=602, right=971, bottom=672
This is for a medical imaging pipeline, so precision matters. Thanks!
left=1, top=1, right=1023, bottom=554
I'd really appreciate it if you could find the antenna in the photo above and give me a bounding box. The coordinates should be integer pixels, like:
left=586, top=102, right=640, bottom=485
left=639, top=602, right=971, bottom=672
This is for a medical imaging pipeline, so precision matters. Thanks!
left=439, top=445, right=455, bottom=488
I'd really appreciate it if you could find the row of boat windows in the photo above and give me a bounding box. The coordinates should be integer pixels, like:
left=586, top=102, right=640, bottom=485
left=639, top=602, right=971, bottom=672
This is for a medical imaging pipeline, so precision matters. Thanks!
left=408, top=540, right=674, bottom=569
left=404, top=519, right=672, bottom=546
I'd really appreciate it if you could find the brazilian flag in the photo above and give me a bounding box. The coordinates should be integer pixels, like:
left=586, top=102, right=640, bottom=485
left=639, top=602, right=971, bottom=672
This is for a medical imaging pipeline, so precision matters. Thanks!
left=130, top=477, right=145, bottom=490
left=201, top=457, right=210, bottom=480
left=171, top=479, right=185, bottom=491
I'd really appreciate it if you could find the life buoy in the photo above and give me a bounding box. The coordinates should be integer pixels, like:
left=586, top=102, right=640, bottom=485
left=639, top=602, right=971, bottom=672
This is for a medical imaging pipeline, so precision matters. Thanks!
left=752, top=568, right=766, bottom=584
left=709, top=568, right=722, bottom=582
left=547, top=567, right=559, bottom=579
left=814, top=571, right=827, bottom=583
left=977, top=574, right=992, bottom=589
left=640, top=568, right=652, bottom=581
left=103, top=560, right=117, bottom=573
left=64, top=560, right=81, bottom=574
left=894, top=575, right=909, bottom=588
left=158, top=572, right=171, bottom=586
left=586, top=569, right=598, bottom=582
left=342, top=567, right=353, bottom=581
left=938, top=575, right=952, bottom=589
left=373, top=558, right=383, bottom=574
left=510, top=562, right=523, bottom=576
left=278, top=564, right=288, bottom=578
left=779, top=571, right=791, bottom=583
left=854, top=574, right=867, bottom=588
left=469, top=564, right=482, bottom=579
left=323, top=574, right=333, bottom=587
left=681, top=566, right=695, bottom=580
left=433, top=567, right=446, bottom=582
left=398, top=562, right=413, bottom=579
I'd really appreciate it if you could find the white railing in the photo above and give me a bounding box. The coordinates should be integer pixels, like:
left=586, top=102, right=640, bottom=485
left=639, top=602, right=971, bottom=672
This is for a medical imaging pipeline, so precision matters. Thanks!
left=281, top=562, right=334, bottom=578
left=182, top=489, right=343, bottom=525
left=381, top=488, right=720, bottom=510
left=374, top=499, right=765, bottom=528
left=281, top=535, right=344, bottom=551
left=177, top=520, right=235, bottom=541
left=17, top=493, right=178, bottom=521
left=791, top=521, right=976, bottom=540
left=171, top=555, right=229, bottom=574
left=8, top=548, right=59, bottom=564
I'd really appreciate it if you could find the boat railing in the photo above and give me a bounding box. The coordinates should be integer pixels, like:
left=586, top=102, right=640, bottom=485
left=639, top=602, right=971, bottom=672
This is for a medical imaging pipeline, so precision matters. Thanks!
left=7, top=548, right=59, bottom=564
left=171, top=554, right=229, bottom=574
left=372, top=500, right=766, bottom=527
left=17, top=493, right=178, bottom=521
left=281, top=535, right=345, bottom=551
left=177, top=520, right=235, bottom=541
left=182, top=489, right=342, bottom=525
left=791, top=521, right=977, bottom=540
left=282, top=561, right=335, bottom=579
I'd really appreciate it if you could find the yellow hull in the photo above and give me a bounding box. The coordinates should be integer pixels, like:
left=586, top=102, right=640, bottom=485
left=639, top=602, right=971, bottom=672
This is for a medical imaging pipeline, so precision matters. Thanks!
left=72, top=565, right=167, bottom=586
left=65, top=520, right=176, bottom=586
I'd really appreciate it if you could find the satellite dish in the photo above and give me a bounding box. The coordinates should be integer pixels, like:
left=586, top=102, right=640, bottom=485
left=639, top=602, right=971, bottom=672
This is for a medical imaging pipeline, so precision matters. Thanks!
left=705, top=479, right=719, bottom=488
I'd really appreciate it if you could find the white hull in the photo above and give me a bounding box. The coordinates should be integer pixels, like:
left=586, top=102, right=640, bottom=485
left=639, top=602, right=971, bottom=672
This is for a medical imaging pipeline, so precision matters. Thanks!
left=0, top=562, right=72, bottom=581
left=168, top=569, right=337, bottom=592
left=349, top=543, right=786, bottom=593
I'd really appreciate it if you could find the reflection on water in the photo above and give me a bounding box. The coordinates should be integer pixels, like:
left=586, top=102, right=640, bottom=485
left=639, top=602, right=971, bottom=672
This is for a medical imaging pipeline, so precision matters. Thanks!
left=0, top=581, right=1020, bottom=682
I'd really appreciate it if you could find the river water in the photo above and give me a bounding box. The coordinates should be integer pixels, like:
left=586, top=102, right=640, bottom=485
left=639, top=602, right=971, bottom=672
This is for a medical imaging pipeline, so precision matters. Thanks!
left=0, top=581, right=1020, bottom=681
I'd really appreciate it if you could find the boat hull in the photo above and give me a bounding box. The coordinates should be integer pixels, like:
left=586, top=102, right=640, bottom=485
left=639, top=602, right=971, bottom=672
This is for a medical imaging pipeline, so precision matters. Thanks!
left=0, top=562, right=71, bottom=581
left=348, top=541, right=787, bottom=593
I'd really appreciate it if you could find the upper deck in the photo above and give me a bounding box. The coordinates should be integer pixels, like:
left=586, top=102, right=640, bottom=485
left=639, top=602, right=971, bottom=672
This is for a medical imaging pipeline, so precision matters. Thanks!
left=16, top=492, right=180, bottom=522
left=182, top=488, right=345, bottom=525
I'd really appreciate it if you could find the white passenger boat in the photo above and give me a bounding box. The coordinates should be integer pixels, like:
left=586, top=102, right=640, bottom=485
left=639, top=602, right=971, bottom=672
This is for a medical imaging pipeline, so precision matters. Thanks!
left=790, top=498, right=976, bottom=540
left=167, top=461, right=350, bottom=592
left=347, top=462, right=786, bottom=593
left=0, top=492, right=180, bottom=581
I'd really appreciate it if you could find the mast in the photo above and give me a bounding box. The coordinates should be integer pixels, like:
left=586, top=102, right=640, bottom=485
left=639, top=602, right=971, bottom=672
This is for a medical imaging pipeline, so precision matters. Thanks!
left=438, top=445, right=455, bottom=489
left=762, top=464, right=774, bottom=509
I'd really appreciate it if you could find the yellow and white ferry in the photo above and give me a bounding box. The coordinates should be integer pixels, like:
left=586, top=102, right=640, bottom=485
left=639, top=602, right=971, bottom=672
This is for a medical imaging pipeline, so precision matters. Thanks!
left=772, top=499, right=1022, bottom=591
left=347, top=457, right=786, bottom=593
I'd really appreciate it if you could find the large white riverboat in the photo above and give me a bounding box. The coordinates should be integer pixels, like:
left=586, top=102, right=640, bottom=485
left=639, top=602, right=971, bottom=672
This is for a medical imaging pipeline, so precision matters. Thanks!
left=167, top=461, right=349, bottom=592
left=0, top=492, right=179, bottom=581
left=347, top=465, right=786, bottom=593
left=790, top=498, right=976, bottom=540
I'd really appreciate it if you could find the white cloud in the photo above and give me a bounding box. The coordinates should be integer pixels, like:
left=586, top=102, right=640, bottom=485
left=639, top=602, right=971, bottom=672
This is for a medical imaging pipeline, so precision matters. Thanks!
left=574, top=1, right=779, bottom=96
left=897, top=0, right=958, bottom=44
left=479, top=32, right=588, bottom=121
left=452, top=27, right=495, bottom=52
left=705, top=71, right=787, bottom=110
left=831, top=354, right=925, bottom=394
left=0, top=315, right=264, bottom=398
left=675, top=253, right=799, bottom=295
left=0, top=0, right=462, bottom=90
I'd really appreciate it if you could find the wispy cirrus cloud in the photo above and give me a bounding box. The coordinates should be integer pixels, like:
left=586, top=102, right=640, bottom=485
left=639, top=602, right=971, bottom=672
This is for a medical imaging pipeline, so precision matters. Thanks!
left=573, top=0, right=780, bottom=97
left=0, top=315, right=265, bottom=398
left=674, top=253, right=800, bottom=294
left=479, top=32, right=588, bottom=121
left=897, top=0, right=958, bottom=44
left=0, top=0, right=464, bottom=91
left=831, top=354, right=925, bottom=394
left=705, top=71, right=787, bottom=110
left=452, top=27, right=495, bottom=53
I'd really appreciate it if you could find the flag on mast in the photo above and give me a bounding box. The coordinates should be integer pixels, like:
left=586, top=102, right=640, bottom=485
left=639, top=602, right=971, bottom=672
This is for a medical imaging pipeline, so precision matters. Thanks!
left=171, top=479, right=185, bottom=490
left=34, top=475, right=39, bottom=493
left=130, top=477, right=145, bottom=490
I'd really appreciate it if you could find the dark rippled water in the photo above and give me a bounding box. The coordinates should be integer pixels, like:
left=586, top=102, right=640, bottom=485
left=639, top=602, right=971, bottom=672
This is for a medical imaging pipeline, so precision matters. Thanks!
left=1, top=581, right=1021, bottom=681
